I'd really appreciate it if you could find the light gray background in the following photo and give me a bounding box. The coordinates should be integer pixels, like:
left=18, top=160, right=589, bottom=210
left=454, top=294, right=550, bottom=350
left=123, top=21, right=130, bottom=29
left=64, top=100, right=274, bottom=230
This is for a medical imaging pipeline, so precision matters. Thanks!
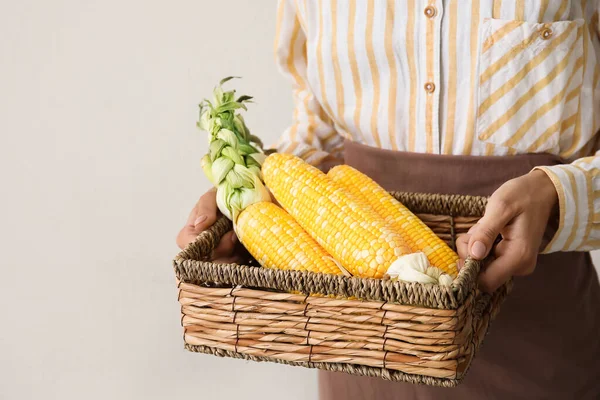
left=1, top=1, right=598, bottom=399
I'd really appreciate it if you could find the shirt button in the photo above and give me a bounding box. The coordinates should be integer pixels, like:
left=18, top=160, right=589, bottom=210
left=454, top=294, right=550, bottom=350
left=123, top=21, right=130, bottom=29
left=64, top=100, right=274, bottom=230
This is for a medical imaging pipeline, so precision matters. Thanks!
left=424, top=5, right=437, bottom=18
left=540, top=27, right=553, bottom=40
left=424, top=82, right=436, bottom=93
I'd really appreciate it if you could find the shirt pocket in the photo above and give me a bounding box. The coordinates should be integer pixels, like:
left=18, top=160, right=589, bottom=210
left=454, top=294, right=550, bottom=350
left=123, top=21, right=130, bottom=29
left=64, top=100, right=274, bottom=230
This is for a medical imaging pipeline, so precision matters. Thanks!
left=476, top=18, right=584, bottom=153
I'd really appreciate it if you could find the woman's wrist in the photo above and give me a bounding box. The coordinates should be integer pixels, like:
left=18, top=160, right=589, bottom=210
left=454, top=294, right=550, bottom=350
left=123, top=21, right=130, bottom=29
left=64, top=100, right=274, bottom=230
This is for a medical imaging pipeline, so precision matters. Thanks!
left=528, top=169, right=559, bottom=223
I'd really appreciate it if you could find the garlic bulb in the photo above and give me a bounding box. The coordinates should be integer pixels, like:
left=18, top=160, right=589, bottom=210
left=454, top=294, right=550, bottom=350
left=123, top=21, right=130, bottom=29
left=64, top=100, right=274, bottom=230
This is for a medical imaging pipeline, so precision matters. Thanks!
left=386, top=252, right=453, bottom=286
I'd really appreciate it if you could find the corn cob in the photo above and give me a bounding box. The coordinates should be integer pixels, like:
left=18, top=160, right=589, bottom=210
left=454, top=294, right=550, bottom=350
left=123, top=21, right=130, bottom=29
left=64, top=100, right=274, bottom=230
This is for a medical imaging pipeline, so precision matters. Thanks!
left=196, top=78, right=341, bottom=275
left=236, top=201, right=341, bottom=274
left=328, top=165, right=459, bottom=277
left=262, top=153, right=415, bottom=279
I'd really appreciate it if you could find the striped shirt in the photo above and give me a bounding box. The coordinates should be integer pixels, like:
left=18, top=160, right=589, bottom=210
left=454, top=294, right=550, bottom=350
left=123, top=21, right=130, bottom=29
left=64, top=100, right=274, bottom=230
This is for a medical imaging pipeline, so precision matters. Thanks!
left=273, top=0, right=600, bottom=253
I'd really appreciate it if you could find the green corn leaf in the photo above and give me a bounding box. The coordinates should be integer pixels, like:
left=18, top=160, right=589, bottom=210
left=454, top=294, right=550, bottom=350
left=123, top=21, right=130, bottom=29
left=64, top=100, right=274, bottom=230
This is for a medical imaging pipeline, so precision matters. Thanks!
left=198, top=109, right=211, bottom=131
left=216, top=101, right=246, bottom=114
left=221, top=146, right=244, bottom=165
left=219, top=76, right=240, bottom=86
left=248, top=165, right=262, bottom=180
left=233, top=164, right=256, bottom=188
left=248, top=152, right=267, bottom=166
left=232, top=115, right=247, bottom=139
left=209, top=139, right=227, bottom=161
left=245, top=155, right=260, bottom=167
left=212, top=157, right=234, bottom=184
left=201, top=154, right=214, bottom=185
left=217, top=129, right=238, bottom=148
left=248, top=134, right=264, bottom=148
left=237, top=143, right=257, bottom=156
left=236, top=95, right=253, bottom=103
left=225, top=169, right=245, bottom=189
left=216, top=184, right=232, bottom=220
left=212, top=86, right=224, bottom=107
left=222, top=91, right=235, bottom=104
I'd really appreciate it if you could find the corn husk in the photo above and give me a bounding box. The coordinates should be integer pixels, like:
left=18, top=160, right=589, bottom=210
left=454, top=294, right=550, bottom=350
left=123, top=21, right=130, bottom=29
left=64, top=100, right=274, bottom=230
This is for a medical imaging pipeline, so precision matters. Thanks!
left=197, top=77, right=269, bottom=224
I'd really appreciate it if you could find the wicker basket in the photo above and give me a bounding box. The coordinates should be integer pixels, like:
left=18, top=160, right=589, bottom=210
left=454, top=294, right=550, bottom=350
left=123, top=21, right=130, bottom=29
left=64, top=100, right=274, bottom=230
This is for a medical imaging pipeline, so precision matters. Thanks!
left=173, top=192, right=511, bottom=387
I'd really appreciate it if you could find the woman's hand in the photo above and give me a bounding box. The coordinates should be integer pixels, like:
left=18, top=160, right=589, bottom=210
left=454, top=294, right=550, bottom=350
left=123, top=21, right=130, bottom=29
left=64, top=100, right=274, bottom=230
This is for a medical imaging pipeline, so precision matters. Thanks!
left=176, top=189, right=241, bottom=263
left=456, top=170, right=559, bottom=293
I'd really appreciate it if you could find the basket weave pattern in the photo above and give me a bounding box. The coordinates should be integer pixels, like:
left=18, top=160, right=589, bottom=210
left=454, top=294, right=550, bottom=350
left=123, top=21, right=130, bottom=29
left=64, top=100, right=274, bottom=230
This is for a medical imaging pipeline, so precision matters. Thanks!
left=173, top=192, right=511, bottom=387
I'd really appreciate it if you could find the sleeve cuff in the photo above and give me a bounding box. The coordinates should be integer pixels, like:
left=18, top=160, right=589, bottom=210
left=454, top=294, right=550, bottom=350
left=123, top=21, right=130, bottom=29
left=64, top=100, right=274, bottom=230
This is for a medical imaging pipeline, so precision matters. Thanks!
left=533, top=165, right=593, bottom=253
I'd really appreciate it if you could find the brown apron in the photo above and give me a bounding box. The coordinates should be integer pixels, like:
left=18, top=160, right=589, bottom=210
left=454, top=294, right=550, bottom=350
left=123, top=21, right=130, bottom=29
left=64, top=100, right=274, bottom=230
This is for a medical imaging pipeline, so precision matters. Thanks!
left=318, top=140, right=600, bottom=400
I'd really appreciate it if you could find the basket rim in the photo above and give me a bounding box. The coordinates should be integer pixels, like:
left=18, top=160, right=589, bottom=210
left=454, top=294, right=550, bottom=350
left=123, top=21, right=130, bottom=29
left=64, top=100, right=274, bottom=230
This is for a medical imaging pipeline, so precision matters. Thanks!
left=173, top=191, right=489, bottom=310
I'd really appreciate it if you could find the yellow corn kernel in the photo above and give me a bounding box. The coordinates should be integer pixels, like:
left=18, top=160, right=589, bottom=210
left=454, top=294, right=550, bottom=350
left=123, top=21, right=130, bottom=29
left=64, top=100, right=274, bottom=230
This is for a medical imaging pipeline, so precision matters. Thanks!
left=262, top=153, right=412, bottom=279
left=328, top=165, right=458, bottom=277
left=236, top=201, right=342, bottom=275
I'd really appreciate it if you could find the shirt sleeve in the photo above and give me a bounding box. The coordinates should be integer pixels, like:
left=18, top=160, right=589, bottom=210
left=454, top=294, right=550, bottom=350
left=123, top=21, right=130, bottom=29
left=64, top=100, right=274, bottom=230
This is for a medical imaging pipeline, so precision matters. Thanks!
left=272, top=0, right=344, bottom=170
left=534, top=152, right=600, bottom=252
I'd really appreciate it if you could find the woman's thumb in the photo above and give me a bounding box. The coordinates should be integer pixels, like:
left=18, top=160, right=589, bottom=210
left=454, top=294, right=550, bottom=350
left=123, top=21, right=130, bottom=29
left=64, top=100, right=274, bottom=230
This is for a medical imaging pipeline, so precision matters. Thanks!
left=189, top=189, right=219, bottom=232
left=468, top=198, right=514, bottom=260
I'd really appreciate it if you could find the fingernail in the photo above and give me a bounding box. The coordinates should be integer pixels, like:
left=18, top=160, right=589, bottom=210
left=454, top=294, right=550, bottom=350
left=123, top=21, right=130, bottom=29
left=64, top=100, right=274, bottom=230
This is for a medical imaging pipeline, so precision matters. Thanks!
left=471, top=241, right=487, bottom=259
left=194, top=215, right=207, bottom=226
left=231, top=233, right=237, bottom=244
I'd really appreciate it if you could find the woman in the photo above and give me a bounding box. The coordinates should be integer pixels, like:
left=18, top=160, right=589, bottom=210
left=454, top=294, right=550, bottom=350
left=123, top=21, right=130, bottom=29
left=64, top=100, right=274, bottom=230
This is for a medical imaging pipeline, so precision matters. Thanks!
left=178, top=1, right=600, bottom=398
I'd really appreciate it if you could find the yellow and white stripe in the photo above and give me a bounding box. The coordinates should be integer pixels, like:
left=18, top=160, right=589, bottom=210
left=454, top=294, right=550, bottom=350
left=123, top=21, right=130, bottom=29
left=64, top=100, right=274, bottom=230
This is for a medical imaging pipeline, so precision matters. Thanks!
left=274, top=0, right=600, bottom=253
